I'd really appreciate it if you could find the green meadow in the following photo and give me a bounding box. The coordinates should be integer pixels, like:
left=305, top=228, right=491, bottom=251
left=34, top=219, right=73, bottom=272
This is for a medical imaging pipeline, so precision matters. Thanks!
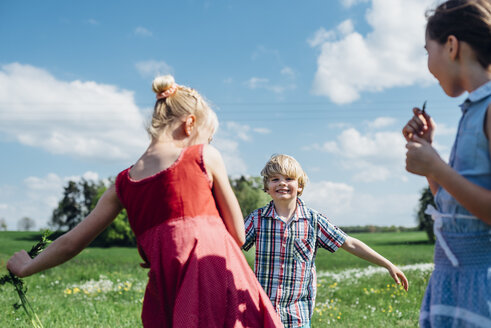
left=0, top=231, right=434, bottom=327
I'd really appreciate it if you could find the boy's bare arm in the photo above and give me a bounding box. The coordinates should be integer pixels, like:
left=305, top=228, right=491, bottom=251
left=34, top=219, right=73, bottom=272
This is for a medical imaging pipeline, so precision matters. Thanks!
left=340, top=236, right=409, bottom=291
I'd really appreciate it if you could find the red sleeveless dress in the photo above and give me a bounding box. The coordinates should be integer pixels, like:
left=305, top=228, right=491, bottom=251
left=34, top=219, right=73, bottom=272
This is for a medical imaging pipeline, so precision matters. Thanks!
left=115, top=144, right=283, bottom=328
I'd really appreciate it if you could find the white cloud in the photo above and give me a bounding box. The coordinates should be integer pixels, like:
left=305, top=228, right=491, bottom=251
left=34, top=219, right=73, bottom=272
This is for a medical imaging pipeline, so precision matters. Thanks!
left=327, top=128, right=404, bottom=160
left=134, top=26, right=152, bottom=37
left=337, top=19, right=355, bottom=35
left=366, top=116, right=397, bottom=129
left=303, top=179, right=419, bottom=227
left=314, top=127, right=406, bottom=182
left=0, top=63, right=148, bottom=162
left=310, top=0, right=434, bottom=104
left=135, top=60, right=173, bottom=78
left=302, top=181, right=355, bottom=217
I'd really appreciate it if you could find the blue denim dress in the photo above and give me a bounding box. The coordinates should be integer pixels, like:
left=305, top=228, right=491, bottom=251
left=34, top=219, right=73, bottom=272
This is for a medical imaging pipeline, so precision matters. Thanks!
left=420, top=81, right=491, bottom=328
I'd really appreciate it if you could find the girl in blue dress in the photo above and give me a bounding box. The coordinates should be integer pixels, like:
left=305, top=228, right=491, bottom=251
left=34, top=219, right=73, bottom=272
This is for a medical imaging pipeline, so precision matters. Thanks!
left=402, top=0, right=490, bottom=327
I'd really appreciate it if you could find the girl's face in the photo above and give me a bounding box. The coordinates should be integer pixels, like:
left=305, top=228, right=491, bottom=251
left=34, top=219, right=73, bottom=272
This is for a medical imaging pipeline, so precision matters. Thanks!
left=266, top=173, right=302, bottom=202
left=425, top=32, right=464, bottom=97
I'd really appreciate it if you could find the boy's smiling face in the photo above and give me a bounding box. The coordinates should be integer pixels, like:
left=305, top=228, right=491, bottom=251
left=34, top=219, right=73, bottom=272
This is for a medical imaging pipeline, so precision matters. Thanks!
left=266, top=173, right=302, bottom=202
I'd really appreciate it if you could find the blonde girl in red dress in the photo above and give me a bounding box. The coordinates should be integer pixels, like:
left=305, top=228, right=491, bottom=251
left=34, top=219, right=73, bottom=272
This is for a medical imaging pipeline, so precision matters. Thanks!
left=7, top=75, right=283, bottom=328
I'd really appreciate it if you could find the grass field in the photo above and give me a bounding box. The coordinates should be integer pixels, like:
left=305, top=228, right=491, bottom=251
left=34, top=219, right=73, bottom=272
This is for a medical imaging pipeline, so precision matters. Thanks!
left=0, top=231, right=434, bottom=327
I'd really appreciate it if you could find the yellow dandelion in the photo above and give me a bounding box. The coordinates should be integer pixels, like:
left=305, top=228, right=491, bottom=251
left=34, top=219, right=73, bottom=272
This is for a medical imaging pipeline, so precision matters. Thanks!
left=73, top=287, right=80, bottom=294
left=64, top=288, right=72, bottom=295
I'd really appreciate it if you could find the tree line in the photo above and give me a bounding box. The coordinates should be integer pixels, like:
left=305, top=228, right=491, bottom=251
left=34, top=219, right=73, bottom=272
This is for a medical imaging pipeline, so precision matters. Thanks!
left=9, top=177, right=437, bottom=245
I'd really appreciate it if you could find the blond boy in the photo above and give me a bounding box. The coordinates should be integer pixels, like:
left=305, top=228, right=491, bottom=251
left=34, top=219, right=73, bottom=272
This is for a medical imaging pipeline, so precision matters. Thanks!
left=242, top=154, right=408, bottom=328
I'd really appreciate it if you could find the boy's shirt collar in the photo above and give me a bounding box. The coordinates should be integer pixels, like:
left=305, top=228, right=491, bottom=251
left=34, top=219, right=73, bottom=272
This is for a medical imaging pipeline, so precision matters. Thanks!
left=263, top=198, right=309, bottom=222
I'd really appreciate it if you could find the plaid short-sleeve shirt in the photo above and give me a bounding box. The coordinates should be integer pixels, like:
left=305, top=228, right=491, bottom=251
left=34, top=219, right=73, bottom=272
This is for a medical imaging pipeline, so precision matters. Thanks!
left=242, top=198, right=347, bottom=328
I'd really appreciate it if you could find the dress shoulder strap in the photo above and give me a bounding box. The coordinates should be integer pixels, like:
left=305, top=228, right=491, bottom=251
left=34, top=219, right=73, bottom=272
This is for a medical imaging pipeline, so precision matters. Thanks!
left=180, top=144, right=210, bottom=185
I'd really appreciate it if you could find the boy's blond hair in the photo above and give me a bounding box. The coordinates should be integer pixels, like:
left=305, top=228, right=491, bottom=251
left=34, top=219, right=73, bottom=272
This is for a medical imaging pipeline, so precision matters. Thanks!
left=261, top=154, right=308, bottom=196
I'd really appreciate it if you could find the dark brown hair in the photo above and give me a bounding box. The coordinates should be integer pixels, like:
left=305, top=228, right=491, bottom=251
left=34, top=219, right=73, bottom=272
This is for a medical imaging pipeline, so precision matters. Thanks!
left=426, top=0, right=491, bottom=68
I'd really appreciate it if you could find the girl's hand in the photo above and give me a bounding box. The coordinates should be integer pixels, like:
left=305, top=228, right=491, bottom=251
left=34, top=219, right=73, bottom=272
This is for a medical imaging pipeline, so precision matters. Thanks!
left=402, top=107, right=436, bottom=143
left=405, top=135, right=443, bottom=176
left=387, top=265, right=409, bottom=291
left=7, top=250, right=32, bottom=278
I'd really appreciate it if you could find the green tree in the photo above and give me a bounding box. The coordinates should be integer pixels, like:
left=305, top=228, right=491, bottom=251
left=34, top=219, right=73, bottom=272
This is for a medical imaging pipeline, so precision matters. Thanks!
left=51, top=178, right=135, bottom=246
left=417, top=186, right=436, bottom=243
left=51, top=179, right=105, bottom=231
left=92, top=185, right=135, bottom=246
left=230, top=176, right=271, bottom=217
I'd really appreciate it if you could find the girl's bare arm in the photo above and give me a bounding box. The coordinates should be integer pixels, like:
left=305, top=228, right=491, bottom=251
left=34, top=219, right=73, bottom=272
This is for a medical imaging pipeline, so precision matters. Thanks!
left=204, top=145, right=245, bottom=247
left=7, top=185, right=123, bottom=277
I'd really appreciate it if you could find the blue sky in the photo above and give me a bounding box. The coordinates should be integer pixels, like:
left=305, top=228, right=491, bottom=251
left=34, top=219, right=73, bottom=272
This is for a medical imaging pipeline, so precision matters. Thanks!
left=0, top=0, right=466, bottom=230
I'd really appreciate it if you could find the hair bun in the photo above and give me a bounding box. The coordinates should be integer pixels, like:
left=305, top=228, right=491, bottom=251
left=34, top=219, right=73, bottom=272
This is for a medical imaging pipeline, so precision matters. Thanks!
left=152, top=75, right=176, bottom=94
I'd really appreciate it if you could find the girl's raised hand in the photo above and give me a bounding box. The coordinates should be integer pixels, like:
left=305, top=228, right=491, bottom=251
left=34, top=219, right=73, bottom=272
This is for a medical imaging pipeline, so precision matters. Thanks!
left=402, top=107, right=436, bottom=143
left=405, top=135, right=443, bottom=177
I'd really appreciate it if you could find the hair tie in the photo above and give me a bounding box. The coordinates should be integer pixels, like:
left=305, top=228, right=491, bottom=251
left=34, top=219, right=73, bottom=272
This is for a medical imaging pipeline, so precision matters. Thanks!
left=156, top=84, right=178, bottom=100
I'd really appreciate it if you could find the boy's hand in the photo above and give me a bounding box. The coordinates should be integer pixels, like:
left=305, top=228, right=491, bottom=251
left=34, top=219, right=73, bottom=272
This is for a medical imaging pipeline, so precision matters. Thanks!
left=387, top=265, right=409, bottom=291
left=402, top=107, right=435, bottom=143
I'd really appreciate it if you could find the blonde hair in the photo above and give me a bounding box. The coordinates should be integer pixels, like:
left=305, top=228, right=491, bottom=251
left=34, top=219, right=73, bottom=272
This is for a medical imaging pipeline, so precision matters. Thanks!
left=261, top=154, right=308, bottom=196
left=148, top=75, right=218, bottom=138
